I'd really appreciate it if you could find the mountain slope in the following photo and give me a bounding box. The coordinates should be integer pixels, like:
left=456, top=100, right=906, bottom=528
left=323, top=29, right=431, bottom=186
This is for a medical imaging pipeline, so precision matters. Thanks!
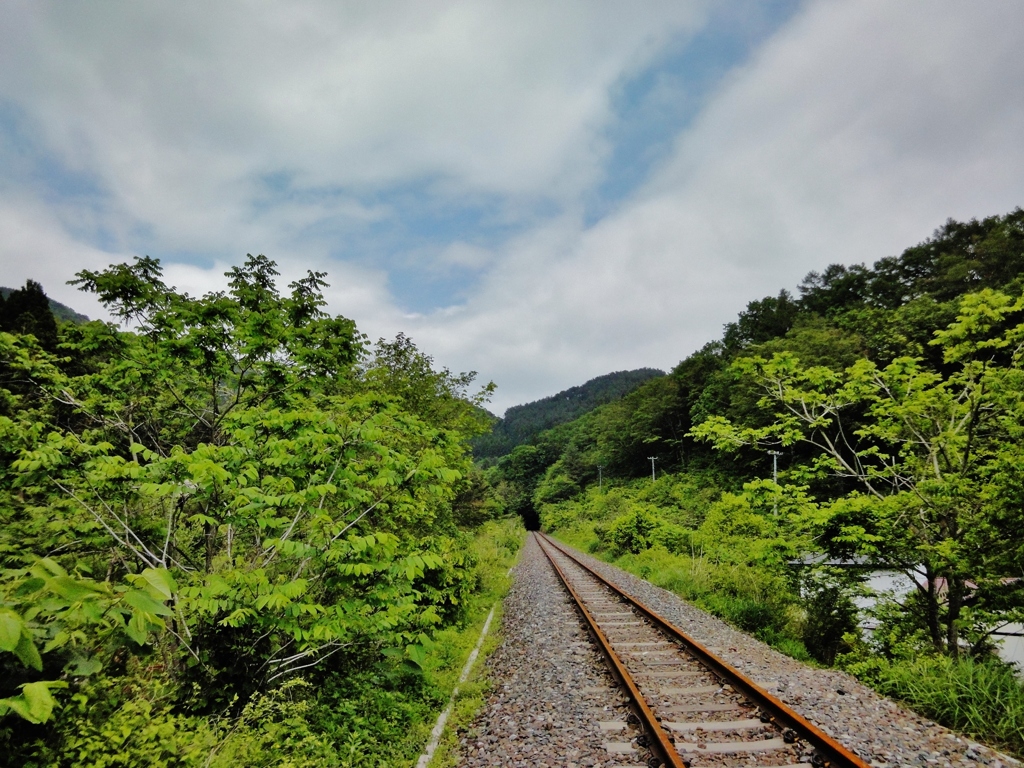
left=473, top=367, right=665, bottom=459
left=0, top=286, right=90, bottom=323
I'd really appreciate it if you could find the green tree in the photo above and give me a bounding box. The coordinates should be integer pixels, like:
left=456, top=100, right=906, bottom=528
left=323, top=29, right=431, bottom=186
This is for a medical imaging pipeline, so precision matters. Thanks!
left=1, top=255, right=485, bottom=741
left=0, top=280, right=58, bottom=351
left=692, top=289, right=1024, bottom=656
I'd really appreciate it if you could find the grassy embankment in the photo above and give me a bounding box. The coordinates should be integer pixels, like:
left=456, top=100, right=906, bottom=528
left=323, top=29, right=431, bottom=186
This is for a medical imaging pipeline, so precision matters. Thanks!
left=542, top=472, right=813, bottom=662
left=332, top=516, right=524, bottom=768
left=419, top=517, right=525, bottom=768
left=250, top=515, right=525, bottom=768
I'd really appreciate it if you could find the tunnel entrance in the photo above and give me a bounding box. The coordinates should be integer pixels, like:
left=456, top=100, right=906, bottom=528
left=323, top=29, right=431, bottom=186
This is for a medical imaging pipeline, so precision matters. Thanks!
left=521, top=508, right=540, bottom=531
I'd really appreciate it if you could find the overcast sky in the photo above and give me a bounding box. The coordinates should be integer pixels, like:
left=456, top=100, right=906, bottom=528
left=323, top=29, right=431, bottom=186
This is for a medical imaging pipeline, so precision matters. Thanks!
left=2, top=2, right=1023, bottom=413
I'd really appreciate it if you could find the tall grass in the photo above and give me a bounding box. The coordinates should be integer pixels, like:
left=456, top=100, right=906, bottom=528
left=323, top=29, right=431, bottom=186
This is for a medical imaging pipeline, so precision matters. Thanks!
left=870, top=656, right=1024, bottom=756
left=420, top=516, right=525, bottom=768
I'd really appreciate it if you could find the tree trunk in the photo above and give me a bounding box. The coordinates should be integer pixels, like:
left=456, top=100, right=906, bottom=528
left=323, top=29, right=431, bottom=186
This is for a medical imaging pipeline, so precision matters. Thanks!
left=205, top=521, right=215, bottom=572
left=945, top=574, right=963, bottom=659
left=923, top=567, right=945, bottom=652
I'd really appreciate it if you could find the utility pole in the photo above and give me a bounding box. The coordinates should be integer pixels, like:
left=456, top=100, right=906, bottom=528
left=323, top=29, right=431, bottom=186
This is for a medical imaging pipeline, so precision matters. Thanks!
left=597, top=464, right=604, bottom=490
left=648, top=456, right=657, bottom=482
left=768, top=450, right=782, bottom=516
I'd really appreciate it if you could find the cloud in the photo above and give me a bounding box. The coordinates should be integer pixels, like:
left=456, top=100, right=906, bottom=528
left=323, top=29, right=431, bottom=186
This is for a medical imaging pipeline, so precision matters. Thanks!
left=0, top=199, right=115, bottom=318
left=0, top=1, right=708, bottom=254
left=1, top=1, right=1023, bottom=416
left=433, top=242, right=494, bottom=272
left=407, top=1, right=1024, bottom=413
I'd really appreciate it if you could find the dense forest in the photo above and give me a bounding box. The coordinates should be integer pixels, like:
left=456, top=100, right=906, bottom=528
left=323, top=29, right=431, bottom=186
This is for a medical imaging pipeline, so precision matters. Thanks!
left=0, top=257, right=521, bottom=766
left=471, top=367, right=664, bottom=459
left=487, top=208, right=1024, bottom=754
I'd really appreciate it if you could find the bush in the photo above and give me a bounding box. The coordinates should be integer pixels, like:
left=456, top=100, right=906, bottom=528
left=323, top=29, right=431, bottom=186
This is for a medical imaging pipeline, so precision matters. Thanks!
left=699, top=593, right=790, bottom=639
left=650, top=522, right=691, bottom=554
left=607, top=508, right=660, bottom=554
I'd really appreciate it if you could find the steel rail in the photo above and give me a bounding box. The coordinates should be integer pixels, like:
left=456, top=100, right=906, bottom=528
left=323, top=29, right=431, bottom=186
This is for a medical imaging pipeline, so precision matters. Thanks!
left=536, top=533, right=685, bottom=768
left=538, top=531, right=872, bottom=768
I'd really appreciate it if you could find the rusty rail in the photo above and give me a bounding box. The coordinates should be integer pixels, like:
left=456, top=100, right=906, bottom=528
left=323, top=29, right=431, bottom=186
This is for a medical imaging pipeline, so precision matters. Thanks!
left=538, top=531, right=872, bottom=768
left=536, top=533, right=685, bottom=768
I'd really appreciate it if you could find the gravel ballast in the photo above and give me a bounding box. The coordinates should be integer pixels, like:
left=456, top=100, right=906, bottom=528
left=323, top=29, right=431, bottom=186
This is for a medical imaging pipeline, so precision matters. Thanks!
left=456, top=534, right=649, bottom=767
left=454, top=533, right=1019, bottom=767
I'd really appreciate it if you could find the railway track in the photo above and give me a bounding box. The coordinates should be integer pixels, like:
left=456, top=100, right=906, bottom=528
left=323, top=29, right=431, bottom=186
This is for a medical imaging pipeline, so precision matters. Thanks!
left=536, top=531, right=871, bottom=768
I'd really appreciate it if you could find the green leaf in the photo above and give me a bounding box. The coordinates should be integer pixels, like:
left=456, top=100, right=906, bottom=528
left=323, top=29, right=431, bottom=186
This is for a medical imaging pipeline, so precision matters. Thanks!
left=125, top=613, right=149, bottom=645
left=22, top=681, right=66, bottom=723
left=42, top=631, right=70, bottom=654
left=48, top=575, right=104, bottom=602
left=405, top=643, right=428, bottom=669
left=37, top=558, right=67, bottom=577
left=67, top=656, right=103, bottom=677
left=138, top=568, right=177, bottom=600
left=122, top=589, right=173, bottom=616
left=0, top=611, right=23, bottom=652
left=0, top=695, right=33, bottom=722
left=13, top=632, right=42, bottom=671
left=14, top=577, right=45, bottom=596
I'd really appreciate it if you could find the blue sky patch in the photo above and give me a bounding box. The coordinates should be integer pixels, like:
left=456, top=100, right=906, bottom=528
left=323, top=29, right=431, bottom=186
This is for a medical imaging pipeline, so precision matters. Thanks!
left=587, top=0, right=803, bottom=224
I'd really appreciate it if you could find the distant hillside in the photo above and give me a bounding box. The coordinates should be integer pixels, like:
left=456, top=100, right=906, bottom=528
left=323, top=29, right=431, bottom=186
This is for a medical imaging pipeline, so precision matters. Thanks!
left=472, top=368, right=665, bottom=459
left=0, top=286, right=89, bottom=324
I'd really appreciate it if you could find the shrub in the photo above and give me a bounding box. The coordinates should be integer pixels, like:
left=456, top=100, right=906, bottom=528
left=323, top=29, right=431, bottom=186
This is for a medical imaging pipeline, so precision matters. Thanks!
left=607, top=508, right=660, bottom=554
left=650, top=522, right=691, bottom=554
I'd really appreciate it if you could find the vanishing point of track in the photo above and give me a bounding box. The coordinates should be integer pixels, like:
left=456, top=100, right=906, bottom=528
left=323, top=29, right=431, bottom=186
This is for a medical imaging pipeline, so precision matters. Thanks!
left=535, top=532, right=871, bottom=768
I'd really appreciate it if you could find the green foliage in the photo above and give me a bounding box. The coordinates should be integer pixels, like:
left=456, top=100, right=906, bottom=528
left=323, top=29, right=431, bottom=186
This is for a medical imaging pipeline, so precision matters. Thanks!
left=0, top=559, right=175, bottom=724
left=363, top=333, right=494, bottom=437
left=799, top=568, right=861, bottom=666
left=488, top=208, right=1024, bottom=523
left=838, top=653, right=1024, bottom=757
left=544, top=474, right=809, bottom=658
left=606, top=507, right=660, bottom=554
left=490, top=208, right=1024, bottom=755
left=1, top=285, right=89, bottom=325
left=0, top=257, right=512, bottom=764
left=0, top=280, right=59, bottom=351
left=723, top=289, right=800, bottom=349
left=691, top=288, right=1024, bottom=656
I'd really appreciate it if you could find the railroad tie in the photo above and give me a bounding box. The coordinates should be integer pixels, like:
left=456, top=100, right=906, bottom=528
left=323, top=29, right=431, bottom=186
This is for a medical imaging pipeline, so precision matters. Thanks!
left=676, top=737, right=789, bottom=754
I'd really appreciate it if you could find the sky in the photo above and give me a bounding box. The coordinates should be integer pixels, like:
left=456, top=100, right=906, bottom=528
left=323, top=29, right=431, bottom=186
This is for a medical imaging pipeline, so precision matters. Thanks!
left=1, top=1, right=1023, bottom=414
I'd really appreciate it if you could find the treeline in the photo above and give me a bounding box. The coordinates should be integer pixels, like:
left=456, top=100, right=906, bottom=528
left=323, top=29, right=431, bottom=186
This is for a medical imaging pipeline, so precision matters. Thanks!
left=0, top=257, right=516, bottom=766
left=492, top=208, right=1024, bottom=515
left=471, top=367, right=664, bottom=459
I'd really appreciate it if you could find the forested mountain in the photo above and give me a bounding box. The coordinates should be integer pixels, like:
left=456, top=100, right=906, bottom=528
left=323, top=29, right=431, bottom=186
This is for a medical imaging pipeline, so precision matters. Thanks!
left=0, top=257, right=518, bottom=766
left=1, top=283, right=89, bottom=326
left=490, top=208, right=1024, bottom=753
left=472, top=368, right=664, bottom=459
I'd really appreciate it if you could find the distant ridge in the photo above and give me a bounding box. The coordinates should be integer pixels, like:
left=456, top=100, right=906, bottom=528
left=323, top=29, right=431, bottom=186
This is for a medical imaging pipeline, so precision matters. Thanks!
left=0, top=286, right=90, bottom=324
left=473, top=368, right=665, bottom=459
